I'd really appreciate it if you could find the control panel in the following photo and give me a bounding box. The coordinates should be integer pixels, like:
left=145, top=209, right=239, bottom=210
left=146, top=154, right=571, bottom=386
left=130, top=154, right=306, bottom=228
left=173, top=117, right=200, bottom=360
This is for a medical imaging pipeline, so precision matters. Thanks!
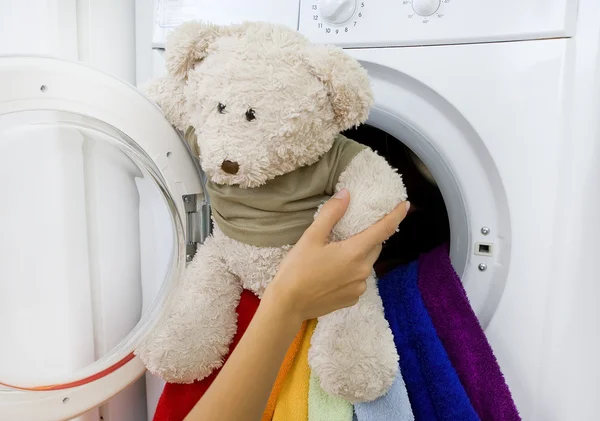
left=299, top=0, right=577, bottom=48
left=151, top=0, right=300, bottom=48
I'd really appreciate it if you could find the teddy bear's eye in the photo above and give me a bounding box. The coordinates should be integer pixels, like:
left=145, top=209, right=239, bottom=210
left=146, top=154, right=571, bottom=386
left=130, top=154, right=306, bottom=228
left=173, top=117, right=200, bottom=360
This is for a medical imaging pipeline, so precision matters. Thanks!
left=245, top=108, right=256, bottom=122
left=217, top=103, right=226, bottom=114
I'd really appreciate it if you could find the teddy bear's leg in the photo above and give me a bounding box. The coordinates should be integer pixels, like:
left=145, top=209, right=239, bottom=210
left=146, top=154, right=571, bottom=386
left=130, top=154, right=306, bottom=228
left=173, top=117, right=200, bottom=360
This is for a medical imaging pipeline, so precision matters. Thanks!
left=308, top=272, right=398, bottom=403
left=135, top=236, right=242, bottom=383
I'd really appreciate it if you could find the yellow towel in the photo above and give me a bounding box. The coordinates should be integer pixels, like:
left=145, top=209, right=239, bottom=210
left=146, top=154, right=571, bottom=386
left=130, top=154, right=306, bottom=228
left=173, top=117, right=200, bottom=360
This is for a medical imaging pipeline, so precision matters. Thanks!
left=262, top=321, right=308, bottom=421
left=272, top=319, right=318, bottom=421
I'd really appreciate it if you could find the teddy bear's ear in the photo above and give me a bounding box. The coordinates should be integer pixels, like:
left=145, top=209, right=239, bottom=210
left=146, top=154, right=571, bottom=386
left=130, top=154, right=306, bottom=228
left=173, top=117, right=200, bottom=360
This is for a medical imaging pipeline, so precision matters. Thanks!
left=302, top=44, right=374, bottom=130
left=143, top=74, right=189, bottom=131
left=164, top=21, right=229, bottom=81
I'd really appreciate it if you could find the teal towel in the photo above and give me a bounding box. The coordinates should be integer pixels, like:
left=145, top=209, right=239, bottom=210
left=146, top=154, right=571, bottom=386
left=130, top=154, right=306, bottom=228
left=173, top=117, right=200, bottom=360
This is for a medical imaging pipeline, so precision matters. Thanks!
left=309, top=371, right=353, bottom=421
left=354, top=369, right=414, bottom=421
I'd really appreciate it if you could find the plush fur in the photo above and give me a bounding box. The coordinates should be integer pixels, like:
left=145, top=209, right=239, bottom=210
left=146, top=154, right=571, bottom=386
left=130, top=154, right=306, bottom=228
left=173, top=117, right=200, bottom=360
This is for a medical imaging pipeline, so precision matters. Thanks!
left=134, top=21, right=407, bottom=403
left=309, top=149, right=407, bottom=401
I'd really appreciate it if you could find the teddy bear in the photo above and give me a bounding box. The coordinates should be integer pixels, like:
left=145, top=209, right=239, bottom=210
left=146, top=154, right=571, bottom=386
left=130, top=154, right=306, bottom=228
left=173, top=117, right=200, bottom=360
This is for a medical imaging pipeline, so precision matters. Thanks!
left=134, top=20, right=408, bottom=403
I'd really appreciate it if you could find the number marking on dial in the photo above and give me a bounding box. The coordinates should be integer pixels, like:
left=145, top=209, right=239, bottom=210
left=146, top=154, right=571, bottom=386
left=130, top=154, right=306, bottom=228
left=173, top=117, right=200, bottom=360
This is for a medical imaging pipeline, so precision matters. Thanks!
left=312, top=0, right=364, bottom=34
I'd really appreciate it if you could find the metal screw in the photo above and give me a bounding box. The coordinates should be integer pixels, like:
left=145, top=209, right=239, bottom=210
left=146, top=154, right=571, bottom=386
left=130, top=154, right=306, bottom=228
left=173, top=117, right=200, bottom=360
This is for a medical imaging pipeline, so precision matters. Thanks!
left=186, top=254, right=192, bottom=262
left=40, top=85, right=47, bottom=92
left=481, top=227, right=490, bottom=235
left=478, top=263, right=487, bottom=272
left=184, top=196, right=190, bottom=203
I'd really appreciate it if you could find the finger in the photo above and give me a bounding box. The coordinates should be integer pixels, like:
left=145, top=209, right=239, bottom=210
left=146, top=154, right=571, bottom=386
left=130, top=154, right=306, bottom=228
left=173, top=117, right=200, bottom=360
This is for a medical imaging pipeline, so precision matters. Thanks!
left=304, top=188, right=350, bottom=241
left=365, top=244, right=383, bottom=267
left=346, top=201, right=410, bottom=249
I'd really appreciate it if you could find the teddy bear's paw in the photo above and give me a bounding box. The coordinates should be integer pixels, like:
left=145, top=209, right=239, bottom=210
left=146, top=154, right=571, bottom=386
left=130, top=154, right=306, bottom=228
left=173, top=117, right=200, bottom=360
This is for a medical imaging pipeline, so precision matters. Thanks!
left=134, top=238, right=243, bottom=383
left=308, top=274, right=399, bottom=402
left=135, top=326, right=232, bottom=383
left=309, top=323, right=398, bottom=402
left=134, top=304, right=240, bottom=382
left=134, top=293, right=241, bottom=383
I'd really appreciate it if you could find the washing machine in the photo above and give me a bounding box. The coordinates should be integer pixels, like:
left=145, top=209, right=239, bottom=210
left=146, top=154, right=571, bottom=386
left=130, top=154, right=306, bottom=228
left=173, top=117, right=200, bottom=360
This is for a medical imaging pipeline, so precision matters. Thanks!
left=1, top=0, right=599, bottom=420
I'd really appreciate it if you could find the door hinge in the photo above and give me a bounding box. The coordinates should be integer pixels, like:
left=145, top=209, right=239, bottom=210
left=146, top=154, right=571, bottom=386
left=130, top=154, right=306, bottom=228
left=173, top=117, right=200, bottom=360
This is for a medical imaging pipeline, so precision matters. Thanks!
left=183, top=194, right=211, bottom=262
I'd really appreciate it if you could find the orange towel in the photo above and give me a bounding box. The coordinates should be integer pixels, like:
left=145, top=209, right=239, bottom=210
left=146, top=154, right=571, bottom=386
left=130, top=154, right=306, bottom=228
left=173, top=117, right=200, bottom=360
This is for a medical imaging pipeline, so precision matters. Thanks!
left=261, top=320, right=309, bottom=421
left=271, top=319, right=318, bottom=421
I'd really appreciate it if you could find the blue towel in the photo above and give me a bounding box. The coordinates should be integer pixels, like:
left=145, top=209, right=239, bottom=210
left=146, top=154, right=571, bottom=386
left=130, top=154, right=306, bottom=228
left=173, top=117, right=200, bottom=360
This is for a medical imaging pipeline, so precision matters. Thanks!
left=354, top=368, right=414, bottom=421
left=378, top=261, right=480, bottom=421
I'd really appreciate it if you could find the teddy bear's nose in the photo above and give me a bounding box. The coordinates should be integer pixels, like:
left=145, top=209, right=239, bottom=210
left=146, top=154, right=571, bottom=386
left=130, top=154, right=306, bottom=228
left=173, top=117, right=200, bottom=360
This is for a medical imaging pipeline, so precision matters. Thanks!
left=221, top=160, right=240, bottom=175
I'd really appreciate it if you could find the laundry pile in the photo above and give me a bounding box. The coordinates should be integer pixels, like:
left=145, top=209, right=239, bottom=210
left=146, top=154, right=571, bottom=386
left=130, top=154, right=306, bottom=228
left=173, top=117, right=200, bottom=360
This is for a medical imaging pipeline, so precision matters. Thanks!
left=152, top=244, right=520, bottom=421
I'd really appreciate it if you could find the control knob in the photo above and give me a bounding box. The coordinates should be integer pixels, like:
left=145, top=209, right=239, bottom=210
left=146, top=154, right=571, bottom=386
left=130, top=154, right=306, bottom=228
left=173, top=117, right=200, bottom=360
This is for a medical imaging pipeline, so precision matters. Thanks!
left=412, top=0, right=440, bottom=16
left=319, top=0, right=357, bottom=25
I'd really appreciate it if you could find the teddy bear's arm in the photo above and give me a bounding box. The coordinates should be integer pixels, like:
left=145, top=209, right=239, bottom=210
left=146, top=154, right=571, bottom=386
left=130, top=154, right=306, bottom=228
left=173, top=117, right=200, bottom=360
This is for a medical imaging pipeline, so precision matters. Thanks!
left=332, top=148, right=408, bottom=241
left=308, top=148, right=406, bottom=403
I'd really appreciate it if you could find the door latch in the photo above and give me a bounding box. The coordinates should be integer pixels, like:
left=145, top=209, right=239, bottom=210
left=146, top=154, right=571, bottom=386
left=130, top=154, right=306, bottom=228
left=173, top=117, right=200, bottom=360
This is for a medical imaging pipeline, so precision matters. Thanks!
left=183, top=194, right=211, bottom=262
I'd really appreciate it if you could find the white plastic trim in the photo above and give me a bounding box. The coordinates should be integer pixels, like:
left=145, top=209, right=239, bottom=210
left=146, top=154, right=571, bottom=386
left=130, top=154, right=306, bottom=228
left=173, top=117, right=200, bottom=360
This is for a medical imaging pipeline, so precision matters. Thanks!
left=0, top=56, right=203, bottom=419
left=362, top=60, right=511, bottom=327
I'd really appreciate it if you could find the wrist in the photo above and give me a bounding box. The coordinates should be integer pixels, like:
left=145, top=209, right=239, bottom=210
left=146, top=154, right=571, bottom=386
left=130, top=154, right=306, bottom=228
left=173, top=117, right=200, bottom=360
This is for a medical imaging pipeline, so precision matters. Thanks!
left=261, top=286, right=304, bottom=331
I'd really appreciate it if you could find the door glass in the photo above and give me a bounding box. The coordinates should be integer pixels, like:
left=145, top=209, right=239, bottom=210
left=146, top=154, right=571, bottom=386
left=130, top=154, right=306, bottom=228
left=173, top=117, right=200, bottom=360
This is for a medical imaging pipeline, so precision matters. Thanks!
left=0, top=110, right=183, bottom=390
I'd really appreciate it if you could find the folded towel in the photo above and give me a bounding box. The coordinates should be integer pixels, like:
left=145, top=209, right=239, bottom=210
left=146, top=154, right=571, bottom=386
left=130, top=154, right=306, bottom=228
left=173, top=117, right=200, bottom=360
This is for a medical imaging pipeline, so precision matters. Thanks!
left=263, top=321, right=309, bottom=421
left=354, top=368, right=414, bottom=421
left=152, top=290, right=260, bottom=421
left=273, top=319, right=317, bottom=421
left=418, top=244, right=521, bottom=421
left=378, top=261, right=480, bottom=421
left=308, top=372, right=353, bottom=421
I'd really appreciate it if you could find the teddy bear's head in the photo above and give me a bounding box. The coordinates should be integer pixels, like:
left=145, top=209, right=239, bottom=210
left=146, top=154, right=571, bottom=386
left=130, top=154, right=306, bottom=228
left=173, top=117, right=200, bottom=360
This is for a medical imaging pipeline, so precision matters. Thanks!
left=146, top=21, right=373, bottom=188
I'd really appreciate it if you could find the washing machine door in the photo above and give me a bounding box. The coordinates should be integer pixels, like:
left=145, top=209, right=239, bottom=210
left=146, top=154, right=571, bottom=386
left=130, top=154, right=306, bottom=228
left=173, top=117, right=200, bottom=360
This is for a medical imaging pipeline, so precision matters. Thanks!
left=0, top=56, right=208, bottom=420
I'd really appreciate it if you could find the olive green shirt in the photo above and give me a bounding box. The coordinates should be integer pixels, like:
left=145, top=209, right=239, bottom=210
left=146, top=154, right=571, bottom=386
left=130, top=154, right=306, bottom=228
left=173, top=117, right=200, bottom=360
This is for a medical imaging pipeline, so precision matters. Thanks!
left=205, top=134, right=366, bottom=247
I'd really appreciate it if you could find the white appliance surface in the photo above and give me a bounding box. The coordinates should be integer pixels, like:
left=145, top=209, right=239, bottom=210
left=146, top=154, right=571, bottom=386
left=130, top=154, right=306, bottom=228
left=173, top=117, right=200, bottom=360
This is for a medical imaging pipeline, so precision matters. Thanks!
left=345, top=41, right=564, bottom=419
left=1, top=0, right=600, bottom=420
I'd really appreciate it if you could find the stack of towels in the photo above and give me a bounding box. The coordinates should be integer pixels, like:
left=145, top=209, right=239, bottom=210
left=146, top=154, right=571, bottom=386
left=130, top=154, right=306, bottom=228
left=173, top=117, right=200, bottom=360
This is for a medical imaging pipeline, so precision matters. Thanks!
left=152, top=243, right=521, bottom=421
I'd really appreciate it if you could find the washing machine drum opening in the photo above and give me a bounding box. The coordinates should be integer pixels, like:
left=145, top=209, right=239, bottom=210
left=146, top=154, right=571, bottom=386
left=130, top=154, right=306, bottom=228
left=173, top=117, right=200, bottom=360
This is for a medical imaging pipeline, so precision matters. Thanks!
left=0, top=110, right=179, bottom=390
left=342, top=125, right=450, bottom=278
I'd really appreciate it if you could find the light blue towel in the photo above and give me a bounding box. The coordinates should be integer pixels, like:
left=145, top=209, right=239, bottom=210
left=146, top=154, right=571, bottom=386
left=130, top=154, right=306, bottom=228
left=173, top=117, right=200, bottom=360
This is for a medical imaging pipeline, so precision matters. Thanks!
left=354, top=369, right=414, bottom=421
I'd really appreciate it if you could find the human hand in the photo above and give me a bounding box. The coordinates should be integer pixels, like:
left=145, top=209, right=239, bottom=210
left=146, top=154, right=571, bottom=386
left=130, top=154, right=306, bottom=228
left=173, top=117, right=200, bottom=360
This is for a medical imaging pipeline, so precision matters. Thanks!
left=263, top=189, right=410, bottom=324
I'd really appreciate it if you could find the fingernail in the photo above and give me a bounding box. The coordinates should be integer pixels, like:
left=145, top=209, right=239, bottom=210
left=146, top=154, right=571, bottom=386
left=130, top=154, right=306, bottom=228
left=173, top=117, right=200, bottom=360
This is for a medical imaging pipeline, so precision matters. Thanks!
left=333, top=188, right=349, bottom=199
left=405, top=201, right=411, bottom=212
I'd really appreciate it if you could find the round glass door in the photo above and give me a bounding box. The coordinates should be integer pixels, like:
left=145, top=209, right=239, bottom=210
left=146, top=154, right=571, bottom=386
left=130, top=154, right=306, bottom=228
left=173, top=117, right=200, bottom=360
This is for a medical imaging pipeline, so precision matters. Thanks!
left=0, top=110, right=185, bottom=391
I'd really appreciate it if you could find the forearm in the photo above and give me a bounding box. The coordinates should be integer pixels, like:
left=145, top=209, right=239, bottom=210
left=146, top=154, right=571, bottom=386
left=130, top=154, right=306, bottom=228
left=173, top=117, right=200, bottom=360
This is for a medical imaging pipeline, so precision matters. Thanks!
left=184, top=294, right=301, bottom=421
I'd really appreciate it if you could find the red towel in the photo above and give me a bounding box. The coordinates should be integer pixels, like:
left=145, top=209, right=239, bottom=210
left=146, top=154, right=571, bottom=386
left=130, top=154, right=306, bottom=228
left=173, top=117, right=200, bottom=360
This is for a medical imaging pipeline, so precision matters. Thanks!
left=152, top=290, right=261, bottom=421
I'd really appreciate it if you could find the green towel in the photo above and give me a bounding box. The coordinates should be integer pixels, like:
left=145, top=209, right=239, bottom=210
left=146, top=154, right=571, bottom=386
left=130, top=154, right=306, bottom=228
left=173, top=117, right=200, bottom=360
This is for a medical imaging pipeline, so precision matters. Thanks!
left=308, top=371, right=353, bottom=421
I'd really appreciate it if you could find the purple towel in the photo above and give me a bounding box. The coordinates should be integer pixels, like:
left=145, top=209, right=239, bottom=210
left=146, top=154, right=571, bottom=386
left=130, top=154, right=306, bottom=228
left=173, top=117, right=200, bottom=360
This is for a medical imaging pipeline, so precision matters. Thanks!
left=417, top=244, right=521, bottom=421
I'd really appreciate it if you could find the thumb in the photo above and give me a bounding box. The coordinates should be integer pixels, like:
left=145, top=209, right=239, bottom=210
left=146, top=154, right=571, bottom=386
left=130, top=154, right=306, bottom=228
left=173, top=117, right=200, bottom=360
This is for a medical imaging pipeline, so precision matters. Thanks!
left=305, top=188, right=350, bottom=241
